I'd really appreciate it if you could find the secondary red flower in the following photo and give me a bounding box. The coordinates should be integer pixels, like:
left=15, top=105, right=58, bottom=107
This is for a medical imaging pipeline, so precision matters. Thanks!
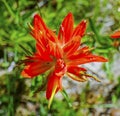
left=110, top=30, right=120, bottom=39
left=21, top=13, right=108, bottom=107
left=110, top=30, right=120, bottom=47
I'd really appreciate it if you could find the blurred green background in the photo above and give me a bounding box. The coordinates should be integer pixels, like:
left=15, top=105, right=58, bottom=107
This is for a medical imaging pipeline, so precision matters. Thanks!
left=0, top=0, right=120, bottom=115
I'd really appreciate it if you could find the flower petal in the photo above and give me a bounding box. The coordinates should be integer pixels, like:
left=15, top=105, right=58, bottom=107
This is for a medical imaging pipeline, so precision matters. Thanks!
left=72, top=20, right=87, bottom=37
left=63, top=36, right=81, bottom=56
left=67, top=45, right=108, bottom=65
left=68, top=54, right=108, bottom=66
left=31, top=14, right=61, bottom=58
left=33, top=14, right=47, bottom=32
left=46, top=59, right=66, bottom=99
left=46, top=73, right=62, bottom=99
left=31, top=14, right=57, bottom=43
left=66, top=72, right=88, bottom=82
left=67, top=46, right=91, bottom=60
left=21, top=60, right=53, bottom=78
left=110, top=30, right=120, bottom=39
left=65, top=66, right=87, bottom=82
left=67, top=66, right=86, bottom=73
left=58, top=12, right=74, bottom=44
left=36, top=43, right=50, bottom=60
left=46, top=41, right=63, bottom=58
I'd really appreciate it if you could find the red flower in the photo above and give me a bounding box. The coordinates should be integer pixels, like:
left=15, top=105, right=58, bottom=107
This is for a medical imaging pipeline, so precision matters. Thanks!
left=110, top=30, right=120, bottom=47
left=21, top=13, right=108, bottom=107
left=110, top=30, right=120, bottom=39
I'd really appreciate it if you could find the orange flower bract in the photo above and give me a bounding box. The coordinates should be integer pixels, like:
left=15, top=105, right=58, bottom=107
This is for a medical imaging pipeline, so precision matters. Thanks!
left=21, top=13, right=108, bottom=107
left=110, top=30, right=120, bottom=39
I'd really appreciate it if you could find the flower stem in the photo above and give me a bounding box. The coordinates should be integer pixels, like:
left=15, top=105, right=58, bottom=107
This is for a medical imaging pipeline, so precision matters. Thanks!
left=61, top=89, right=72, bottom=108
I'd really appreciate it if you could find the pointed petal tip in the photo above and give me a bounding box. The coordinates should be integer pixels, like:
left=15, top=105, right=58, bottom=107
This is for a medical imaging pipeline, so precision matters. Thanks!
left=82, top=20, right=87, bottom=27
left=34, top=14, right=40, bottom=19
left=96, top=56, right=108, bottom=62
left=21, top=70, right=32, bottom=78
left=110, top=30, right=120, bottom=39
left=102, top=57, right=108, bottom=62
left=93, top=76, right=101, bottom=82
left=79, top=20, right=87, bottom=26
left=65, top=12, right=74, bottom=20
left=91, top=55, right=108, bottom=63
left=83, top=20, right=87, bottom=24
left=86, top=74, right=101, bottom=82
left=21, top=66, right=34, bottom=78
left=67, top=12, right=73, bottom=16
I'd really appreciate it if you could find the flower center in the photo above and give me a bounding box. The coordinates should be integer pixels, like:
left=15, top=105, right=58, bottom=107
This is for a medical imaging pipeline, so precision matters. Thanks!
left=54, top=59, right=67, bottom=77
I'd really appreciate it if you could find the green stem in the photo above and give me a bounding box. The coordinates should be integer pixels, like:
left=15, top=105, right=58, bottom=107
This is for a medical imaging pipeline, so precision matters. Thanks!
left=61, top=89, right=72, bottom=108
left=7, top=77, right=14, bottom=116
left=89, top=18, right=103, bottom=45
left=4, top=49, right=7, bottom=62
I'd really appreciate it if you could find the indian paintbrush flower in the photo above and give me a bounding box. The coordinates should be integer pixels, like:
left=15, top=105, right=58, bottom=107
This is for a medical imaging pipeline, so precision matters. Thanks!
left=110, top=30, right=120, bottom=39
left=110, top=30, right=120, bottom=47
left=21, top=12, right=108, bottom=108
